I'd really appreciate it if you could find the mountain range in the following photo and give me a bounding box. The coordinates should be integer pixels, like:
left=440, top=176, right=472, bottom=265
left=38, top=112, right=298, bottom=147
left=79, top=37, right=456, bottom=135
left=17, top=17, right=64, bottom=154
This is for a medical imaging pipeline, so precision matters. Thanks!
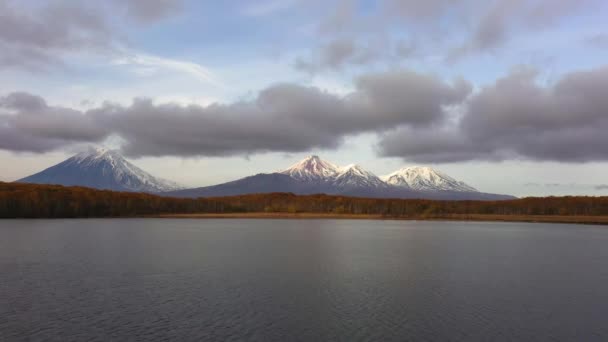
left=170, top=155, right=513, bottom=200
left=18, top=149, right=514, bottom=200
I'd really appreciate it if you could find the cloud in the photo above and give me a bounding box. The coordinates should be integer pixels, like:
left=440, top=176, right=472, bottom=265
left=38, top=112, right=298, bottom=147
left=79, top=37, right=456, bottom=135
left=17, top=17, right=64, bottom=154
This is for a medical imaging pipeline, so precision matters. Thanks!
left=354, top=70, right=471, bottom=126
left=385, top=0, right=465, bottom=23
left=4, top=63, right=608, bottom=163
left=0, top=124, right=67, bottom=153
left=94, top=69, right=468, bottom=157
left=113, top=52, right=222, bottom=86
left=0, top=69, right=468, bottom=157
left=379, top=65, right=608, bottom=163
left=92, top=89, right=351, bottom=157
left=395, top=40, right=418, bottom=59
left=0, top=1, right=111, bottom=51
left=298, top=0, right=600, bottom=70
left=0, top=92, right=109, bottom=152
left=0, top=92, right=47, bottom=111
left=295, top=38, right=382, bottom=72
left=0, top=43, right=63, bottom=71
left=0, top=0, right=183, bottom=71
left=118, top=0, right=182, bottom=23
left=586, top=33, right=608, bottom=48
left=449, top=0, right=596, bottom=60
left=377, top=126, right=498, bottom=163
left=596, top=185, right=608, bottom=190
left=0, top=1, right=112, bottom=71
left=316, top=0, right=361, bottom=35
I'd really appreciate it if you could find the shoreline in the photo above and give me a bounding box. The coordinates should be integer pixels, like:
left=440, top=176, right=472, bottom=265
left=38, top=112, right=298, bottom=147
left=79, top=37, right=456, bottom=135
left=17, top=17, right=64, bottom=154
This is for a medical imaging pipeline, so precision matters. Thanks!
left=154, top=213, right=608, bottom=225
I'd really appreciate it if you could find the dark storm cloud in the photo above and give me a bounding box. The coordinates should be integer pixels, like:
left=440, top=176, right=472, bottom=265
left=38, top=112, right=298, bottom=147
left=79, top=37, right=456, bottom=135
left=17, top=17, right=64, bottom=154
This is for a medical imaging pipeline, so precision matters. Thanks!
left=0, top=69, right=468, bottom=157
left=379, top=65, right=608, bottom=163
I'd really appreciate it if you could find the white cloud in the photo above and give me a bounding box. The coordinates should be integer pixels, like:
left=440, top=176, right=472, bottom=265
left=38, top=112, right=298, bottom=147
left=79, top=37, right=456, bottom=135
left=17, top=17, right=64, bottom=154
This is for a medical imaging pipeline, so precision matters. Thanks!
left=153, top=95, right=217, bottom=107
left=113, top=51, right=223, bottom=87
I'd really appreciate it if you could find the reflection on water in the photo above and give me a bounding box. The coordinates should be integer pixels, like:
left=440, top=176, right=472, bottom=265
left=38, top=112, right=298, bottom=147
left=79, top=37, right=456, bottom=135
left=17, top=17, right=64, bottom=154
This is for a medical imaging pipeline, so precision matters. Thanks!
left=1, top=219, right=607, bottom=341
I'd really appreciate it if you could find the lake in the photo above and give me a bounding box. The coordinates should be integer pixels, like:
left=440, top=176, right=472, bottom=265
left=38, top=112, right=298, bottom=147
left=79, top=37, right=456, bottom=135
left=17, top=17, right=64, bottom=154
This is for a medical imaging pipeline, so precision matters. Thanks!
left=1, top=219, right=607, bottom=341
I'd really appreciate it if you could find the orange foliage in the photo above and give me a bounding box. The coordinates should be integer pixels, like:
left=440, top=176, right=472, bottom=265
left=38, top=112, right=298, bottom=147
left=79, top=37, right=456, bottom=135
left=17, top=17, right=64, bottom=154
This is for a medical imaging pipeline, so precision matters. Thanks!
left=2, top=182, right=608, bottom=218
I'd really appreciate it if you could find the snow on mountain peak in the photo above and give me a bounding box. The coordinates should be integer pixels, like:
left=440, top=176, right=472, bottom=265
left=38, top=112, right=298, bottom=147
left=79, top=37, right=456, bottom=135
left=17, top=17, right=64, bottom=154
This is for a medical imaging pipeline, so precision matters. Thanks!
left=280, top=156, right=478, bottom=191
left=280, top=155, right=341, bottom=181
left=337, top=164, right=373, bottom=180
left=334, top=164, right=386, bottom=188
left=20, top=147, right=184, bottom=193
left=281, top=156, right=386, bottom=187
left=381, top=166, right=477, bottom=192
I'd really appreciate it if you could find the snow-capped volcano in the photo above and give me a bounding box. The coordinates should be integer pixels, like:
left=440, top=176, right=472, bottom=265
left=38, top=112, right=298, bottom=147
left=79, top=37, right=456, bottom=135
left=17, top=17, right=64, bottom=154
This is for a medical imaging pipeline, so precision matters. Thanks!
left=333, top=164, right=387, bottom=188
left=280, top=155, right=341, bottom=182
left=168, top=156, right=513, bottom=200
left=279, top=156, right=476, bottom=191
left=18, top=148, right=182, bottom=193
left=280, top=156, right=385, bottom=188
left=381, top=166, right=477, bottom=192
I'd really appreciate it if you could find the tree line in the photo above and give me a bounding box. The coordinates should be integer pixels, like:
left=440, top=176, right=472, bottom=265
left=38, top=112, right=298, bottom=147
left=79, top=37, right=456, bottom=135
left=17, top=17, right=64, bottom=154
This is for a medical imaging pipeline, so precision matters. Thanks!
left=2, top=182, right=608, bottom=218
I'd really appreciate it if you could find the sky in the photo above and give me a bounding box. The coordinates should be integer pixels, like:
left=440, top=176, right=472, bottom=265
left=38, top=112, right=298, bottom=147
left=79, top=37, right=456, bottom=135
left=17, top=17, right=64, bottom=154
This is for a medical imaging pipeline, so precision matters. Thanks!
left=1, top=0, right=608, bottom=197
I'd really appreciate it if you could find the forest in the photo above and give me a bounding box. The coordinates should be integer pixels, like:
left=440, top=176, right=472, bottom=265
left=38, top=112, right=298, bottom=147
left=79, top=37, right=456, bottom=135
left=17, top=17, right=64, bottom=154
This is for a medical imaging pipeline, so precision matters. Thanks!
left=2, top=182, right=608, bottom=219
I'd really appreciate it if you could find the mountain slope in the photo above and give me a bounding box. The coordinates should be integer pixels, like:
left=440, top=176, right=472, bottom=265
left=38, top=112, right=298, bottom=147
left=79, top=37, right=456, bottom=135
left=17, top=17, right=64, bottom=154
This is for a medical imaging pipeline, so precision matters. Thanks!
left=280, top=155, right=341, bottom=182
left=167, top=173, right=512, bottom=200
left=332, top=164, right=387, bottom=188
left=168, top=156, right=514, bottom=200
left=18, top=148, right=182, bottom=193
left=382, top=166, right=477, bottom=192
left=280, top=156, right=386, bottom=188
left=165, top=173, right=327, bottom=198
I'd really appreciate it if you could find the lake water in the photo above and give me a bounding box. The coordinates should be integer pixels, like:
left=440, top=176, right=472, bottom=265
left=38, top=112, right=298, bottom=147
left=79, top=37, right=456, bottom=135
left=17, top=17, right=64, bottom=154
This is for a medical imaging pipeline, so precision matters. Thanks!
left=1, top=219, right=607, bottom=341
